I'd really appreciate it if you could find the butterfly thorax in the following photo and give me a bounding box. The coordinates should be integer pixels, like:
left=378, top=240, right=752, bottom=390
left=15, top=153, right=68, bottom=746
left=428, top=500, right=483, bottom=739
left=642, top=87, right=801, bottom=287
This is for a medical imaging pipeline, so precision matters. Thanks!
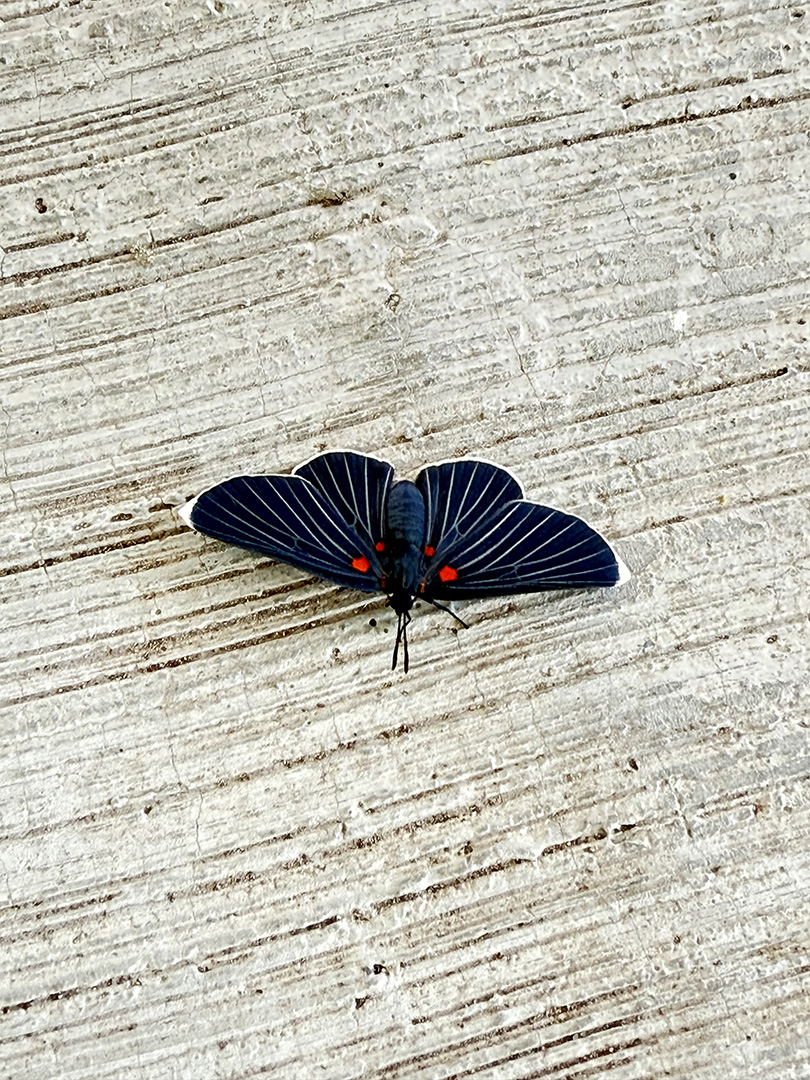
left=383, top=480, right=426, bottom=613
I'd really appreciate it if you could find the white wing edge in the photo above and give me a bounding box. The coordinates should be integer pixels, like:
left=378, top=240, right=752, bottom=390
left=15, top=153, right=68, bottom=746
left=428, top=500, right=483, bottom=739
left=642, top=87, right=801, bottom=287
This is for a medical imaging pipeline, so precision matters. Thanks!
left=178, top=495, right=198, bottom=529
left=416, top=455, right=526, bottom=497
left=614, top=553, right=631, bottom=586
left=292, top=447, right=396, bottom=475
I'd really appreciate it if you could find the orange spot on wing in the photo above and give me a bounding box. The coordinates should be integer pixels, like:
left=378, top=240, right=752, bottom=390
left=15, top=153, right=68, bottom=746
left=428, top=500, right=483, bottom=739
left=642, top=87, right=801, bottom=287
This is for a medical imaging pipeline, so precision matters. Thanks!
left=352, top=556, right=371, bottom=573
left=424, top=545, right=435, bottom=557
left=375, top=541, right=385, bottom=552
left=438, top=565, right=458, bottom=582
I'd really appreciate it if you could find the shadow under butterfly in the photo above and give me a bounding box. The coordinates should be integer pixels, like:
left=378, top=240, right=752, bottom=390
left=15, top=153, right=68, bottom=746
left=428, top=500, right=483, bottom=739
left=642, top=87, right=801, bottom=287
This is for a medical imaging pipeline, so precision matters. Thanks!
left=179, top=451, right=630, bottom=672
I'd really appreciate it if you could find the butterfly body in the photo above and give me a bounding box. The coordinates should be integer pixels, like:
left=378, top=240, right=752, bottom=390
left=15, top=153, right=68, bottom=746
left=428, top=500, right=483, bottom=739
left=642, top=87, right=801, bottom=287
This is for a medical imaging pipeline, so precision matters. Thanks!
left=180, top=451, right=629, bottom=671
left=382, top=480, right=427, bottom=609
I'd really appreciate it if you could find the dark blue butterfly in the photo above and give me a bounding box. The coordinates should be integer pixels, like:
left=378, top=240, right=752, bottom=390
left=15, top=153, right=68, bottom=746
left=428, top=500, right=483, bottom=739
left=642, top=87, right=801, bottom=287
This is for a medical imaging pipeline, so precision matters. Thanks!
left=180, top=451, right=629, bottom=671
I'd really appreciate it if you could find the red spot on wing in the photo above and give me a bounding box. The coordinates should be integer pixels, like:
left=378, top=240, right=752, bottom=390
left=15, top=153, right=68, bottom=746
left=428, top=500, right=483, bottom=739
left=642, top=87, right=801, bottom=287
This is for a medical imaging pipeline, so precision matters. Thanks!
left=352, top=556, right=371, bottom=573
left=375, top=541, right=385, bottom=552
left=424, top=545, right=435, bottom=557
left=438, top=565, right=458, bottom=582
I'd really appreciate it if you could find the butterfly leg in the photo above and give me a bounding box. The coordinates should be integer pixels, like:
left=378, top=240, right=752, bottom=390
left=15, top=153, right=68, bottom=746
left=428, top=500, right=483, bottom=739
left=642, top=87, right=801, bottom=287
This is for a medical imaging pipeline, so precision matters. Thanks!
left=424, top=597, right=468, bottom=629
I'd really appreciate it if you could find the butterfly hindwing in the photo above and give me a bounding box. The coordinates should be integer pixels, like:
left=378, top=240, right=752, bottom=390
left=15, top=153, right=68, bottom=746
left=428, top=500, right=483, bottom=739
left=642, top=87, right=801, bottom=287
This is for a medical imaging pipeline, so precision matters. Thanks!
left=180, top=452, right=392, bottom=593
left=416, top=460, right=625, bottom=599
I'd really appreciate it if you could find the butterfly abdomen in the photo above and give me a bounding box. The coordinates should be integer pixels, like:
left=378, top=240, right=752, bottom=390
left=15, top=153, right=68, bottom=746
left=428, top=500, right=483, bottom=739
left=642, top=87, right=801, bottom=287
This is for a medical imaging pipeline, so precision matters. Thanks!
left=384, top=481, right=427, bottom=607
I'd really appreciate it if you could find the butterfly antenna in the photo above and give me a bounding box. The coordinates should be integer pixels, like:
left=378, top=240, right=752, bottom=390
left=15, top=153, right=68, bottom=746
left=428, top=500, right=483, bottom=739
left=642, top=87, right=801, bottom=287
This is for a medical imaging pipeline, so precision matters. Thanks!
left=425, top=597, right=469, bottom=629
left=392, top=610, right=403, bottom=671
left=391, top=610, right=411, bottom=672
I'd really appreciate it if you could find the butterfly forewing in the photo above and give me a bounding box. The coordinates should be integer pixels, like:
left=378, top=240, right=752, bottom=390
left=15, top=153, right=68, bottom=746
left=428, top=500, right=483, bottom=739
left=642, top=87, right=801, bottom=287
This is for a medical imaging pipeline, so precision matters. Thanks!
left=182, top=469, right=385, bottom=593
left=416, top=460, right=523, bottom=563
left=295, top=451, right=393, bottom=543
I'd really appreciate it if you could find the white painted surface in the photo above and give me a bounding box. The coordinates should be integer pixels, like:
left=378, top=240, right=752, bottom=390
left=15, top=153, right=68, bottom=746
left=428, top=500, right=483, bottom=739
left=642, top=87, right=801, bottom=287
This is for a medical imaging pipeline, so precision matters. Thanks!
left=1, top=1, right=808, bottom=1077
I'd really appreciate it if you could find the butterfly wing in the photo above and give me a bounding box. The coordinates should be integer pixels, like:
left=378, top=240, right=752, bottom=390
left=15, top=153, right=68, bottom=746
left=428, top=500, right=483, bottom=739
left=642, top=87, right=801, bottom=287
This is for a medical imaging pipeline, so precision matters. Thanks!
left=415, top=460, right=628, bottom=599
left=417, top=459, right=523, bottom=560
left=293, top=451, right=393, bottom=545
left=180, top=451, right=394, bottom=593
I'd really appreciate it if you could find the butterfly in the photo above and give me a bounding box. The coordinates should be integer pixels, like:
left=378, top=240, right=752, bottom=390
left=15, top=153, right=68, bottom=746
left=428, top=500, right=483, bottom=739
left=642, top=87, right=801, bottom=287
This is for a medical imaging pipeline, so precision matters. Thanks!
left=179, top=451, right=629, bottom=672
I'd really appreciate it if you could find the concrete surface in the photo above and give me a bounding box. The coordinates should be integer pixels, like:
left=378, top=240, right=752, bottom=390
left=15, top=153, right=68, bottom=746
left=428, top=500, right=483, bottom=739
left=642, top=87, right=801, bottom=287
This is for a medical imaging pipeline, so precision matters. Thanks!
left=1, top=1, right=809, bottom=1077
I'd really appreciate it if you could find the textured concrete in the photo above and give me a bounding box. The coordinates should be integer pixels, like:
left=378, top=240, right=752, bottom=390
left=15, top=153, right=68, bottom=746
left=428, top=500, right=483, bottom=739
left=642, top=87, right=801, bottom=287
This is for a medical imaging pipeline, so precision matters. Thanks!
left=1, top=1, right=809, bottom=1077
